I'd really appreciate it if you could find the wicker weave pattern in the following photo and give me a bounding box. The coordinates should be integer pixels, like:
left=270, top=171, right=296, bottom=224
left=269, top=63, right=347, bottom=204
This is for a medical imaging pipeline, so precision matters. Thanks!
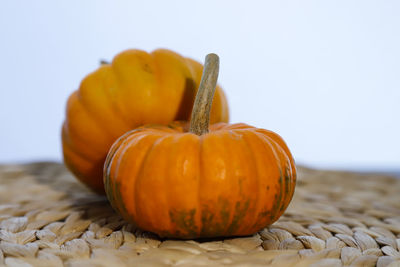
left=0, top=162, right=399, bottom=266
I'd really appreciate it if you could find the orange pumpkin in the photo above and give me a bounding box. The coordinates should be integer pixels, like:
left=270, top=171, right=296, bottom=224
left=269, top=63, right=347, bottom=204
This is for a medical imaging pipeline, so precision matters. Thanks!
left=104, top=54, right=296, bottom=239
left=62, top=49, right=229, bottom=193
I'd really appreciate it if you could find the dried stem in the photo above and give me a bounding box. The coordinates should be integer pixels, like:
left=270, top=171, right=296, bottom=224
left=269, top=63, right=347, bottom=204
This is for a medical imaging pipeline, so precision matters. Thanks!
left=189, top=53, right=220, bottom=135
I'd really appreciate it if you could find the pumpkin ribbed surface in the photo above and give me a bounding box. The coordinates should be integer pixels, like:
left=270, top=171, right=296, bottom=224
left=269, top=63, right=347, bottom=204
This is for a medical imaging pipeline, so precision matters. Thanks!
left=104, top=122, right=296, bottom=239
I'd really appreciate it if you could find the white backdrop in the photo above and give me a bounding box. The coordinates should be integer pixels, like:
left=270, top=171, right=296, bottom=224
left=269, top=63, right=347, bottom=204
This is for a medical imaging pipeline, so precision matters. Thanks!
left=0, top=1, right=399, bottom=170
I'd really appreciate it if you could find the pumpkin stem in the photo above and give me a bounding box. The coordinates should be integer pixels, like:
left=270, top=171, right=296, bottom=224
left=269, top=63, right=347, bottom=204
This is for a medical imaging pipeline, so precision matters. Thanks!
left=189, top=53, right=220, bottom=135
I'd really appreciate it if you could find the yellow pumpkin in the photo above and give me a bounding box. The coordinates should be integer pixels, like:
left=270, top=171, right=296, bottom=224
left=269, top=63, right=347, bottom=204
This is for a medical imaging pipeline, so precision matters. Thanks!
left=62, top=49, right=229, bottom=193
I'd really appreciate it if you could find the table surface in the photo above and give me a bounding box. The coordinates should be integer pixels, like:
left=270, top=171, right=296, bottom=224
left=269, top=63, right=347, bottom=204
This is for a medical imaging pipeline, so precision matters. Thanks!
left=0, top=162, right=399, bottom=266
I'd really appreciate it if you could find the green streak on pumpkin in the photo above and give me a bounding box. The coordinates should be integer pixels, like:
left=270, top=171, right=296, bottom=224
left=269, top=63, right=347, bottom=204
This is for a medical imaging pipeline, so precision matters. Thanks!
left=201, top=208, right=220, bottom=236
left=169, top=209, right=198, bottom=238
left=200, top=207, right=214, bottom=231
left=201, top=206, right=214, bottom=234
left=269, top=196, right=277, bottom=221
left=218, top=197, right=230, bottom=229
left=285, top=167, right=291, bottom=194
left=258, top=209, right=270, bottom=220
left=256, top=209, right=272, bottom=229
left=269, top=174, right=283, bottom=222
left=226, top=200, right=250, bottom=235
left=200, top=206, right=227, bottom=237
left=280, top=165, right=291, bottom=212
left=274, top=169, right=285, bottom=214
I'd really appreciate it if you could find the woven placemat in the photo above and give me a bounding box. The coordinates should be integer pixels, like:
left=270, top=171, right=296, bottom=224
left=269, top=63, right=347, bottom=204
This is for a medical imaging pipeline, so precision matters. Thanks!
left=0, top=163, right=399, bottom=267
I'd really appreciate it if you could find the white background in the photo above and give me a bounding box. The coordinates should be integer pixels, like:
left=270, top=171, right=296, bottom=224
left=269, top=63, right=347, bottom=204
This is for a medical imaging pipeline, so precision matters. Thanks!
left=0, top=1, right=399, bottom=171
